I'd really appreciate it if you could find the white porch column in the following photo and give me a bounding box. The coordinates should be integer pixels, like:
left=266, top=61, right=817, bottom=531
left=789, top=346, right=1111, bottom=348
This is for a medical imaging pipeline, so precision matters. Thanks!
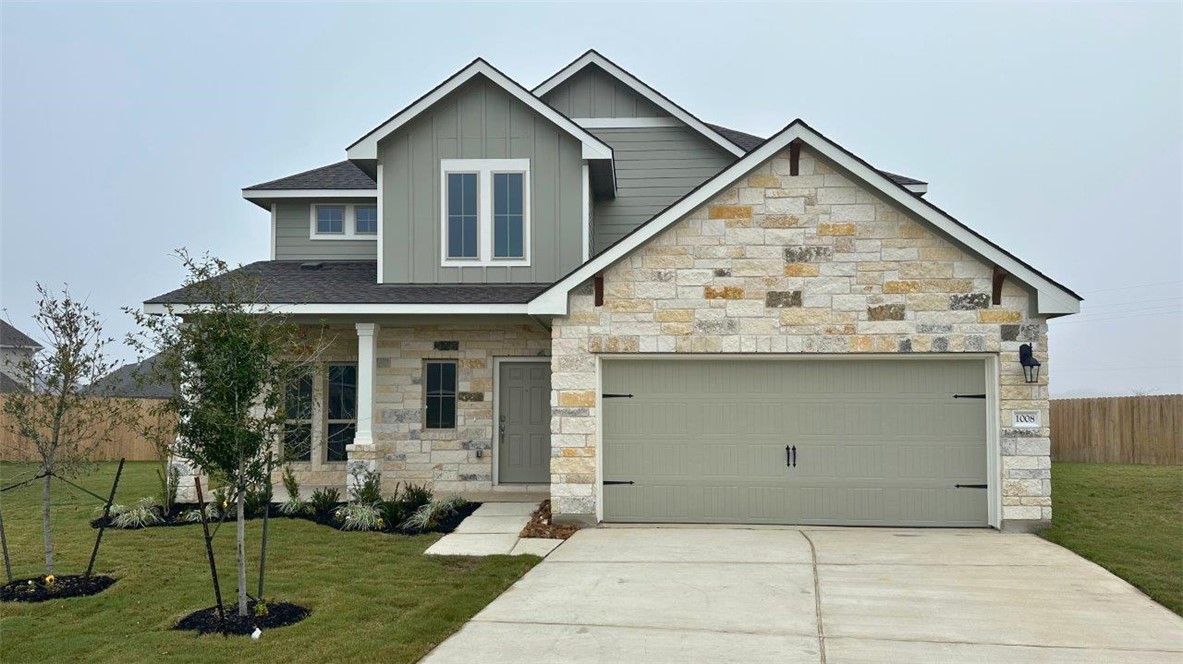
left=346, top=322, right=380, bottom=494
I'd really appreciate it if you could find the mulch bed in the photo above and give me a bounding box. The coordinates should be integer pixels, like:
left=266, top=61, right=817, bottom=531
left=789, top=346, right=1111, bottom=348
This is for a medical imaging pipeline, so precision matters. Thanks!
left=1, top=574, right=116, bottom=603
left=520, top=499, right=581, bottom=540
left=174, top=599, right=310, bottom=635
left=91, top=501, right=480, bottom=536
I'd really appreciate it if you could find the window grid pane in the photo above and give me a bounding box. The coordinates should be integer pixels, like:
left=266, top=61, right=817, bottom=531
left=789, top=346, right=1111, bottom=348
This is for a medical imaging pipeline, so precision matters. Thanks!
left=317, top=205, right=345, bottom=234
left=283, top=374, right=314, bottom=462
left=447, top=173, right=478, bottom=258
left=424, top=361, right=457, bottom=429
left=326, top=364, right=357, bottom=461
left=355, top=206, right=377, bottom=234
left=493, top=172, right=524, bottom=258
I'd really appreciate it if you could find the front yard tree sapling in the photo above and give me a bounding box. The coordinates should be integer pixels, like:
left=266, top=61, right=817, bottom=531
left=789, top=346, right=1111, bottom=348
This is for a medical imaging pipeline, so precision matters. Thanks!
left=128, top=251, right=327, bottom=619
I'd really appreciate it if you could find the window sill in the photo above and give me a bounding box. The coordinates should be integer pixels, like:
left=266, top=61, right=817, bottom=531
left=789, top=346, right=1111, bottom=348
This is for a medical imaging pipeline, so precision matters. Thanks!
left=441, top=259, right=530, bottom=268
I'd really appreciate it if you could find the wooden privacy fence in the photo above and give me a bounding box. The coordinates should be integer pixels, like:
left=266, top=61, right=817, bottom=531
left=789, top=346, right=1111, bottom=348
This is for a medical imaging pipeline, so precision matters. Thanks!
left=1051, top=394, right=1182, bottom=465
left=0, top=396, right=170, bottom=462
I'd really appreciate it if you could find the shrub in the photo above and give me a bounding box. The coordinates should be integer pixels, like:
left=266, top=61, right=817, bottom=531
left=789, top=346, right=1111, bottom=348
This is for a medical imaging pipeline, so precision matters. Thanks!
left=308, top=487, right=341, bottom=518
left=401, top=482, right=433, bottom=511
left=278, top=466, right=307, bottom=515
left=244, top=485, right=270, bottom=518
left=349, top=467, right=383, bottom=506
left=334, top=502, right=384, bottom=531
left=111, top=496, right=164, bottom=529
left=181, top=503, right=221, bottom=523
left=401, top=496, right=466, bottom=531
left=379, top=498, right=410, bottom=531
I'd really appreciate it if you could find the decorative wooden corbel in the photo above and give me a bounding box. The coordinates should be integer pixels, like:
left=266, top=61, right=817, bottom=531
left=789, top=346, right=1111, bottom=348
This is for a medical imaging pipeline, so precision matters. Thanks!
left=789, top=139, right=803, bottom=176
left=594, top=273, right=604, bottom=307
left=992, top=265, right=1008, bottom=305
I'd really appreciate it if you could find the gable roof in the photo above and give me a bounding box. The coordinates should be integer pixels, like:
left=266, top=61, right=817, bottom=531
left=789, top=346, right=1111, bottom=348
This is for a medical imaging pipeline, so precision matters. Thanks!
left=534, top=50, right=747, bottom=159
left=346, top=59, right=613, bottom=162
left=1, top=321, right=40, bottom=350
left=528, top=119, right=1081, bottom=317
left=85, top=354, right=176, bottom=399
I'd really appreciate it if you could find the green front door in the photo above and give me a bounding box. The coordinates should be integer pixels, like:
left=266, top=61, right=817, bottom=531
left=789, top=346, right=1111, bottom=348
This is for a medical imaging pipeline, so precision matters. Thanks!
left=498, top=362, right=551, bottom=484
left=602, top=359, right=989, bottom=527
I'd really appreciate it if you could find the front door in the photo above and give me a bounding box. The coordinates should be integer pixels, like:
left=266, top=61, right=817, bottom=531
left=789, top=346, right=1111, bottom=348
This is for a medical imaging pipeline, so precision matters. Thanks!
left=498, top=362, right=551, bottom=484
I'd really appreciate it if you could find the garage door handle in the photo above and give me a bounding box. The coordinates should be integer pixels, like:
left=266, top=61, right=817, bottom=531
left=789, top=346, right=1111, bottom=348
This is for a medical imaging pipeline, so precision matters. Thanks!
left=786, top=445, right=796, bottom=468
left=955, top=484, right=987, bottom=489
left=603, top=480, right=635, bottom=485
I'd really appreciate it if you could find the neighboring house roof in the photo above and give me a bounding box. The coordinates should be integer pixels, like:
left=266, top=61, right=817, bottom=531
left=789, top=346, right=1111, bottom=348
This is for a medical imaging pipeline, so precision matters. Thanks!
left=528, top=118, right=1082, bottom=317
left=86, top=354, right=176, bottom=399
left=144, top=261, right=549, bottom=314
left=346, top=59, right=613, bottom=162
left=534, top=50, right=747, bottom=158
left=0, top=372, right=28, bottom=394
left=0, top=320, right=41, bottom=350
left=245, top=161, right=375, bottom=191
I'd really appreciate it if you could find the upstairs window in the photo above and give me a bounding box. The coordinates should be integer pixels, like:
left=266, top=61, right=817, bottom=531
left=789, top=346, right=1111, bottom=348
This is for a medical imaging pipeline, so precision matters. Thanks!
left=315, top=205, right=345, bottom=234
left=440, top=159, right=530, bottom=266
left=355, top=206, right=377, bottom=234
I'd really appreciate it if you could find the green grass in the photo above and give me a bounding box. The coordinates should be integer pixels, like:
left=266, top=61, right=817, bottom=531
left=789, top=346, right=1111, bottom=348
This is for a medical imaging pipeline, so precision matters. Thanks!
left=1041, top=463, right=1183, bottom=616
left=0, top=462, right=538, bottom=663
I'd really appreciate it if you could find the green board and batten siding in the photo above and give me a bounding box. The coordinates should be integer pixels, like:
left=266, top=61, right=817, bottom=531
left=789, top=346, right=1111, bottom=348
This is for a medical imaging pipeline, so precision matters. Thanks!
left=602, top=359, right=990, bottom=527
left=540, top=64, right=669, bottom=119
left=273, top=200, right=377, bottom=261
left=379, top=77, right=584, bottom=284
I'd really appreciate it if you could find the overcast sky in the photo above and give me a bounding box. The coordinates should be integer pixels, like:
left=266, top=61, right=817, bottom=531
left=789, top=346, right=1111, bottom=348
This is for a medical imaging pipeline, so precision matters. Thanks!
left=2, top=2, right=1180, bottom=397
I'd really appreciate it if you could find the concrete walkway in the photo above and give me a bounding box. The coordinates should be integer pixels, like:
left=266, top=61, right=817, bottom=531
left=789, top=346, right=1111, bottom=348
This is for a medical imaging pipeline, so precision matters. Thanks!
left=422, top=527, right=1183, bottom=663
left=424, top=502, right=563, bottom=557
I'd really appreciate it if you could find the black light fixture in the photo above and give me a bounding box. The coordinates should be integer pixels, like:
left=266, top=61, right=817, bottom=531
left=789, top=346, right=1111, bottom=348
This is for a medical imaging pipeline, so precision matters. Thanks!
left=1019, top=343, right=1041, bottom=384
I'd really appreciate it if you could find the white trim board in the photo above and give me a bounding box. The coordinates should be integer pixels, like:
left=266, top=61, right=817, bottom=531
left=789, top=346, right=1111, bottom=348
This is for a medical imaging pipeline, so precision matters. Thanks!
left=527, top=120, right=1081, bottom=317
left=491, top=356, right=553, bottom=487
left=347, top=59, right=613, bottom=162
left=143, top=302, right=531, bottom=316
left=439, top=158, right=531, bottom=267
left=243, top=189, right=376, bottom=200
left=308, top=202, right=379, bottom=240
left=533, top=50, right=745, bottom=158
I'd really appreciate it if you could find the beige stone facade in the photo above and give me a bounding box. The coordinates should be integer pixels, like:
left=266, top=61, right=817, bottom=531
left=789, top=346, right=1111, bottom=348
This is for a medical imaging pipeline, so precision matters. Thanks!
left=549, top=147, right=1051, bottom=529
left=277, top=322, right=551, bottom=496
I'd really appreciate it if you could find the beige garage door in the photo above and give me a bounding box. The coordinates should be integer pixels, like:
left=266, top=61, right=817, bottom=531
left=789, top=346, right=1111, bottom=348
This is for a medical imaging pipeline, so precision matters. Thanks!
left=602, top=359, right=989, bottom=527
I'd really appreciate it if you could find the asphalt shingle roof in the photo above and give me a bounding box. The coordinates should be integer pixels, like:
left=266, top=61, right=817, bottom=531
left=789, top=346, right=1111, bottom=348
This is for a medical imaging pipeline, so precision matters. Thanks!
left=85, top=354, right=176, bottom=399
left=146, top=261, right=549, bottom=306
left=245, top=161, right=375, bottom=191
left=0, top=321, right=41, bottom=349
left=0, top=373, right=27, bottom=394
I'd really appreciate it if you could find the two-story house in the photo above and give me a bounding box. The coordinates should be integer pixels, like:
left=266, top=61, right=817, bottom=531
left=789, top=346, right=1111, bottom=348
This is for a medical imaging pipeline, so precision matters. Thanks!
left=0, top=321, right=41, bottom=393
left=147, top=51, right=1080, bottom=532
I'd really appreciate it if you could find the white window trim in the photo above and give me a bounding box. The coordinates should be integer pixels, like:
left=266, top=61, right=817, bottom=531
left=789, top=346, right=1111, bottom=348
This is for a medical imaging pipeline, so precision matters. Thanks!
left=440, top=158, right=531, bottom=267
left=309, top=203, right=379, bottom=240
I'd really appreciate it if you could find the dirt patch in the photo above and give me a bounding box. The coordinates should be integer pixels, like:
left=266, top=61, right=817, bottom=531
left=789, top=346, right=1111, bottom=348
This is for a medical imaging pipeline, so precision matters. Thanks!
left=519, top=499, right=580, bottom=540
left=174, top=599, right=310, bottom=635
left=1, top=574, right=116, bottom=603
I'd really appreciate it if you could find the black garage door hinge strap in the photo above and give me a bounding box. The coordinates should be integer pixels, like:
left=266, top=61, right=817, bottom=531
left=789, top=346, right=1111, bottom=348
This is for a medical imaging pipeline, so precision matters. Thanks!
left=602, top=393, right=634, bottom=399
left=603, top=480, right=635, bottom=485
left=953, top=394, right=987, bottom=399
left=954, top=484, right=988, bottom=489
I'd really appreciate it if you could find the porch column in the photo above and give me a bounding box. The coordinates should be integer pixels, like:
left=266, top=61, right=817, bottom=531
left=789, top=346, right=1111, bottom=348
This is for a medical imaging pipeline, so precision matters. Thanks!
left=346, top=322, right=380, bottom=494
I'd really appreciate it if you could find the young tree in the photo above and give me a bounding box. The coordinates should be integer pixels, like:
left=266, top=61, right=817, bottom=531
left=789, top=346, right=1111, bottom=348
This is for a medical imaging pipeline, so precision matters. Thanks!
left=128, top=251, right=326, bottom=618
left=2, top=285, right=127, bottom=574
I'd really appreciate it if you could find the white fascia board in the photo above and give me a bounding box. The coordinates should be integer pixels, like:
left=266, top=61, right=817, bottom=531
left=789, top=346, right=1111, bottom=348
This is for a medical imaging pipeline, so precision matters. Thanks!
left=529, top=121, right=1080, bottom=317
left=533, top=52, right=746, bottom=158
left=143, top=302, right=530, bottom=316
left=243, top=189, right=376, bottom=200
left=346, top=60, right=613, bottom=162
left=904, top=183, right=928, bottom=195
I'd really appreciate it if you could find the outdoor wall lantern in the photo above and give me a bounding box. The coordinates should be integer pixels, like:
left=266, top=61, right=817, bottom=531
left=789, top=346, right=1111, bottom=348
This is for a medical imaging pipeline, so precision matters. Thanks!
left=1019, top=343, right=1041, bottom=384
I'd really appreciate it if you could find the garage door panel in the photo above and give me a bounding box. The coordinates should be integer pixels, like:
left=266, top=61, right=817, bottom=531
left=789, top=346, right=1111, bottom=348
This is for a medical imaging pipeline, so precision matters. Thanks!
left=602, top=359, right=989, bottom=527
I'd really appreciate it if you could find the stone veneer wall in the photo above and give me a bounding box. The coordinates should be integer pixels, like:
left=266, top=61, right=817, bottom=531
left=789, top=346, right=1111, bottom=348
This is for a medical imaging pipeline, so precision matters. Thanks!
left=549, top=147, right=1052, bottom=529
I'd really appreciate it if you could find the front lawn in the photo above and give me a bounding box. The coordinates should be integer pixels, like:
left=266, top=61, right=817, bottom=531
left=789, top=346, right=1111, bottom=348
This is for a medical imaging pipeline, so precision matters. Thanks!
left=0, top=462, right=538, bottom=663
left=1041, top=462, right=1183, bottom=616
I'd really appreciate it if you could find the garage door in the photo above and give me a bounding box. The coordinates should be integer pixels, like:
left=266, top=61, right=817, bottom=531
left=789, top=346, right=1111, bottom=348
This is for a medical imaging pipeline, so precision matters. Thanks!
left=602, top=359, right=989, bottom=527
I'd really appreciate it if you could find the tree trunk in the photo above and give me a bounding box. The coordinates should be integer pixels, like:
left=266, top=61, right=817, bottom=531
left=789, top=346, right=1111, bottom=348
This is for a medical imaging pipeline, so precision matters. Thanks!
left=236, top=488, right=248, bottom=617
left=41, top=473, right=54, bottom=575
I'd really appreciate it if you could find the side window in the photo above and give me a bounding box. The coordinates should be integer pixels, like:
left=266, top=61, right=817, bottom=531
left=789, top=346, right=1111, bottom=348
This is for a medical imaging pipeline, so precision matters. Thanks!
left=355, top=206, right=377, bottom=234
left=493, top=172, right=525, bottom=259
left=326, top=364, right=357, bottom=462
left=315, top=205, right=345, bottom=234
left=282, top=374, right=313, bottom=462
left=446, top=173, right=479, bottom=259
left=424, top=360, right=457, bottom=429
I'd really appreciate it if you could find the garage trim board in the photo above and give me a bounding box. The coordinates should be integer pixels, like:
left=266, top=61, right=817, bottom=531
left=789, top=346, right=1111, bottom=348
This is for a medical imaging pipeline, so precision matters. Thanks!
left=594, top=354, right=1002, bottom=529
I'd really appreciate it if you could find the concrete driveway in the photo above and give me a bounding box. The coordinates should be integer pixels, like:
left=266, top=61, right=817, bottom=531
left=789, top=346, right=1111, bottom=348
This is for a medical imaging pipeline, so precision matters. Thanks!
left=422, top=527, right=1183, bottom=663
